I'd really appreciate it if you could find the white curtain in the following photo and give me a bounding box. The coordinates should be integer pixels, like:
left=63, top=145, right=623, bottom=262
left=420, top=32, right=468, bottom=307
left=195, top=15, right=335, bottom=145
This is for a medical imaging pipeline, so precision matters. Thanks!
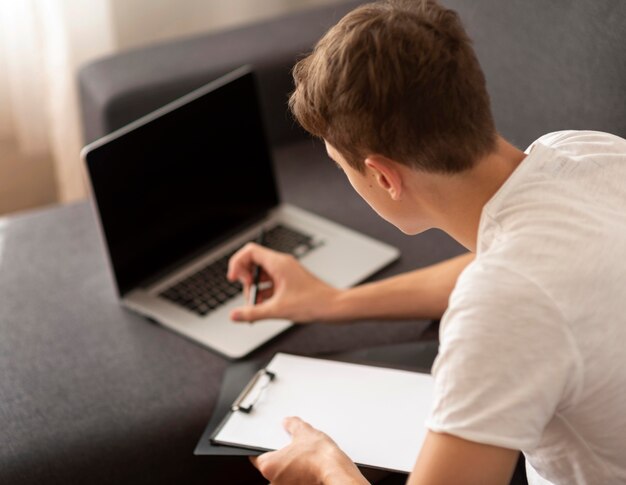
left=0, top=0, right=336, bottom=206
left=0, top=0, right=116, bottom=202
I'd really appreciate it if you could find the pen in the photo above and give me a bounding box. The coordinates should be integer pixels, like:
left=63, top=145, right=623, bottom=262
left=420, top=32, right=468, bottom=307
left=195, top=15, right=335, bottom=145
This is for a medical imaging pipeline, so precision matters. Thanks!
left=249, top=228, right=265, bottom=305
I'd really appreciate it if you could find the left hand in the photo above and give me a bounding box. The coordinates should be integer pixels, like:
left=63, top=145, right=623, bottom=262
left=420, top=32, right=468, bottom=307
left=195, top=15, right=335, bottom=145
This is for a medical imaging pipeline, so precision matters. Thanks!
left=250, top=417, right=369, bottom=485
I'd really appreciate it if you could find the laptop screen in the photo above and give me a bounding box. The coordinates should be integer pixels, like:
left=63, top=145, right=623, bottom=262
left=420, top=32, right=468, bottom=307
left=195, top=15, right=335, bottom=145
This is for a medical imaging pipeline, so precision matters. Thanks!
left=85, top=69, right=280, bottom=296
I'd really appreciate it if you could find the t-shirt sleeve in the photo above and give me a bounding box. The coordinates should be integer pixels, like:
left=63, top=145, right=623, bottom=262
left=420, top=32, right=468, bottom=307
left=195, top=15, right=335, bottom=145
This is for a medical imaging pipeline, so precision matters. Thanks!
left=426, top=260, right=582, bottom=450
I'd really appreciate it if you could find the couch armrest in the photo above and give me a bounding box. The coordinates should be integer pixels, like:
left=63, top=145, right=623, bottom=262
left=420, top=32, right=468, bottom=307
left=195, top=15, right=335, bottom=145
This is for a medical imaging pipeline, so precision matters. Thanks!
left=78, top=1, right=362, bottom=147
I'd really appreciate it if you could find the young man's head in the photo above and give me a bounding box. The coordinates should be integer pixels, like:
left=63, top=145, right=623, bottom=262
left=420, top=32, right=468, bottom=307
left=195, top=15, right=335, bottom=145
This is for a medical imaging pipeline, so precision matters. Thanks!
left=289, top=0, right=498, bottom=234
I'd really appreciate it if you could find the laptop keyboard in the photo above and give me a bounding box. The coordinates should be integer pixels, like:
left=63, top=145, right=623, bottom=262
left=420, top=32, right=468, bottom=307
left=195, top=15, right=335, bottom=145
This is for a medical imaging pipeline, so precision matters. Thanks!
left=158, top=224, right=318, bottom=316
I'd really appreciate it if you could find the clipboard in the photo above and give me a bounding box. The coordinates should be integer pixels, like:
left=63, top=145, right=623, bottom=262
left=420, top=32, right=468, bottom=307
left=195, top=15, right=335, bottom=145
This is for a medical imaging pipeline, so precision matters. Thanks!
left=194, top=359, right=264, bottom=457
left=194, top=340, right=438, bottom=459
left=201, top=351, right=435, bottom=473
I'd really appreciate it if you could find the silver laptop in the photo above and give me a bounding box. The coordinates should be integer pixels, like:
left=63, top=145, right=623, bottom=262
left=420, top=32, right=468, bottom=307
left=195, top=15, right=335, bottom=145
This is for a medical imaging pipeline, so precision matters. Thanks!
left=82, top=66, right=398, bottom=359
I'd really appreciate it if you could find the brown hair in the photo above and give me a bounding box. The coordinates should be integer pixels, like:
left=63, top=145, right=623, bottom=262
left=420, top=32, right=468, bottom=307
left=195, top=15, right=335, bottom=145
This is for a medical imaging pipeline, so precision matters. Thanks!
left=289, top=0, right=496, bottom=173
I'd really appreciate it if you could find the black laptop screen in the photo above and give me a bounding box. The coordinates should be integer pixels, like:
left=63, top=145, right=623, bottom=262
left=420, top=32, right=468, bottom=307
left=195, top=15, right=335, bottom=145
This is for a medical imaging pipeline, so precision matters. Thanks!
left=86, top=70, right=280, bottom=296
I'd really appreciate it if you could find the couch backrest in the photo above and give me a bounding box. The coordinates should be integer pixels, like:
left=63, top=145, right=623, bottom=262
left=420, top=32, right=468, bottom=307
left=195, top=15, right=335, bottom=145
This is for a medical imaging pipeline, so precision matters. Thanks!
left=454, top=0, right=626, bottom=148
left=79, top=0, right=626, bottom=150
left=78, top=1, right=363, bottom=146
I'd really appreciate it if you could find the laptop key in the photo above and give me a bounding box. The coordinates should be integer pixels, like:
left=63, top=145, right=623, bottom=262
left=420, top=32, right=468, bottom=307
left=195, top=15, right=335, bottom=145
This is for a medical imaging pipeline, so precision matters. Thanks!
left=159, top=224, right=318, bottom=316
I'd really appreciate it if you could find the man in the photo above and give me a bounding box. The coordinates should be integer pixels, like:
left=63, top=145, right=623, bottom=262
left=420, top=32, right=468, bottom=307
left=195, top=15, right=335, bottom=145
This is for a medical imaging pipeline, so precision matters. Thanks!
left=227, top=1, right=626, bottom=483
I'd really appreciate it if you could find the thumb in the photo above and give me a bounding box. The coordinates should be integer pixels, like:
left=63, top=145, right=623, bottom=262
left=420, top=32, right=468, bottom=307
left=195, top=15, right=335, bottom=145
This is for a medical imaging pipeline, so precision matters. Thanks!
left=283, top=416, right=309, bottom=436
left=249, top=455, right=261, bottom=468
left=230, top=301, right=277, bottom=323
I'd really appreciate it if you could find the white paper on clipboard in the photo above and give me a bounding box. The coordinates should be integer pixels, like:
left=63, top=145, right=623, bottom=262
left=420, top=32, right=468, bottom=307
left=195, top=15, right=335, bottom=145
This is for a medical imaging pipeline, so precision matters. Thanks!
left=212, top=352, right=435, bottom=473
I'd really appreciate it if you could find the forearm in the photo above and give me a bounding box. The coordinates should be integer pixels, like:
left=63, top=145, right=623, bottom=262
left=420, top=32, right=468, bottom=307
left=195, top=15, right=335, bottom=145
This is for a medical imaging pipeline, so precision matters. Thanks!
left=324, top=252, right=474, bottom=322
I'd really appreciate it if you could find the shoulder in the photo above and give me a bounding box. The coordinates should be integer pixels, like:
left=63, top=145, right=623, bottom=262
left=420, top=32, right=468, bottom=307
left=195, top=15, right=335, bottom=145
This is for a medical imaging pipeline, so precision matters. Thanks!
left=528, top=130, right=626, bottom=157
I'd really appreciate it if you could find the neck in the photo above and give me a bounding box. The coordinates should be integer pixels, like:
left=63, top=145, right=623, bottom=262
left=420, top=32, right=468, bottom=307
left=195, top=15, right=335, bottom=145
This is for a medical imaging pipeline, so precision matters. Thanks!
left=417, top=136, right=526, bottom=251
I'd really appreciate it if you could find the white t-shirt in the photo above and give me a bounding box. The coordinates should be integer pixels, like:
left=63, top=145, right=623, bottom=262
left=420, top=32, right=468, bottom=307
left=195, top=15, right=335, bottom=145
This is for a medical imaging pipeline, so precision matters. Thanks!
left=426, top=131, right=626, bottom=484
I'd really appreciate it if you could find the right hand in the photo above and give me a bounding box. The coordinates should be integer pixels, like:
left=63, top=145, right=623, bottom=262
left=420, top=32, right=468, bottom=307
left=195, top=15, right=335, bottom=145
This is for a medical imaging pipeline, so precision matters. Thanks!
left=227, top=243, right=340, bottom=323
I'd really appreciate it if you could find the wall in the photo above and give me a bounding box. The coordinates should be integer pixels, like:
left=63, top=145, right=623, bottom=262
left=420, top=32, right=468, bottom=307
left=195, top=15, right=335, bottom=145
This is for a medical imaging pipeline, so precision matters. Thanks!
left=0, top=0, right=342, bottom=215
left=111, top=0, right=341, bottom=51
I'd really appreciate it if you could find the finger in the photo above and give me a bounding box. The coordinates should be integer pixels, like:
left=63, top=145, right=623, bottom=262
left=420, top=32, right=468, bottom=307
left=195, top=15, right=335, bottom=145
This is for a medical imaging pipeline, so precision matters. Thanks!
left=226, top=243, right=257, bottom=282
left=249, top=455, right=261, bottom=468
left=250, top=450, right=280, bottom=478
left=227, top=243, right=280, bottom=282
left=230, top=299, right=278, bottom=323
left=283, top=416, right=311, bottom=436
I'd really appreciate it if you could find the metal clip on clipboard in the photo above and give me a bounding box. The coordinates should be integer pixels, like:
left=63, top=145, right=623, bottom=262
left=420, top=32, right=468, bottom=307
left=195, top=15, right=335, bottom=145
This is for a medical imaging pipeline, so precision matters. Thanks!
left=231, top=368, right=276, bottom=413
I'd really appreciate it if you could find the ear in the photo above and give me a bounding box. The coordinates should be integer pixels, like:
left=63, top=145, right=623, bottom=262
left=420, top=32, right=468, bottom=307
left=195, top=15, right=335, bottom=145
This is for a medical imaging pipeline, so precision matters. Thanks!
left=364, top=156, right=403, bottom=201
